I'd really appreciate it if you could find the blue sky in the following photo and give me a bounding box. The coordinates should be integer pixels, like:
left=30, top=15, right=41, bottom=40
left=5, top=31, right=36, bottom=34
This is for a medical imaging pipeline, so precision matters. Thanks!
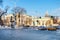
left=0, top=0, right=60, bottom=17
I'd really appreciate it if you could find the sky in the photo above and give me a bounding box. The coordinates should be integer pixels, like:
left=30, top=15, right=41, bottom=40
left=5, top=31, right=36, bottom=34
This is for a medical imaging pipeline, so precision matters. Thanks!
left=0, top=0, right=60, bottom=17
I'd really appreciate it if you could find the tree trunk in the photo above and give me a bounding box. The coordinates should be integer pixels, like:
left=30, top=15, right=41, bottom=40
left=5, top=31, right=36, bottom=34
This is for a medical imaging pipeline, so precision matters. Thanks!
left=0, top=17, right=4, bottom=26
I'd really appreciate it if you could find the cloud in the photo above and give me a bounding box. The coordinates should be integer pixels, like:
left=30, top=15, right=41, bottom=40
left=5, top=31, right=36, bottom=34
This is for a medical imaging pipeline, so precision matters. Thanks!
left=51, top=8, right=60, bottom=14
left=50, top=8, right=60, bottom=16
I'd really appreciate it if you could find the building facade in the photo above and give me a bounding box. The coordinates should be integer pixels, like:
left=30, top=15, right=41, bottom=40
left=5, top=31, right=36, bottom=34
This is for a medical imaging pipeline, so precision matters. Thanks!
left=1, top=13, right=60, bottom=28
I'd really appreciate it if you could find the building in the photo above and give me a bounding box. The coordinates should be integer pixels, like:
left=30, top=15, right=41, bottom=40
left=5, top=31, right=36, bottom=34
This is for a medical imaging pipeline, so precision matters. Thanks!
left=32, top=17, right=53, bottom=27
left=15, top=13, right=33, bottom=27
left=2, top=14, right=14, bottom=27
left=1, top=13, right=60, bottom=28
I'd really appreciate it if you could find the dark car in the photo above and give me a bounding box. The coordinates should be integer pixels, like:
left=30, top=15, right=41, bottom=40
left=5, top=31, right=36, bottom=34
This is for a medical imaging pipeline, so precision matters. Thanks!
left=38, top=26, right=47, bottom=30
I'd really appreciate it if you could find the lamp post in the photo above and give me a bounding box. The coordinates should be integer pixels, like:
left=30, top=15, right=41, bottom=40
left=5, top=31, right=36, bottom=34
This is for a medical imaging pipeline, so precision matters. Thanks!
left=10, top=16, right=15, bottom=28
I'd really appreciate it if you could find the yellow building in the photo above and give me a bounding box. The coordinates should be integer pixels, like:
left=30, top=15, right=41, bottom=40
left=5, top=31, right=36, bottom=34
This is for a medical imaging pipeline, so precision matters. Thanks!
left=15, top=13, right=26, bottom=27
left=15, top=13, right=33, bottom=27
left=2, top=13, right=59, bottom=28
left=57, top=18, right=60, bottom=25
left=32, top=17, right=53, bottom=27
left=2, top=14, right=14, bottom=26
left=2, top=13, right=33, bottom=27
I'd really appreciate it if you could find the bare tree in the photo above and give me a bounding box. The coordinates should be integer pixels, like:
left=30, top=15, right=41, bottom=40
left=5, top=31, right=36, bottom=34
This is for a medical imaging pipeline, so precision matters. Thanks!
left=12, top=6, right=26, bottom=14
left=0, top=6, right=9, bottom=26
left=11, top=6, right=27, bottom=26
